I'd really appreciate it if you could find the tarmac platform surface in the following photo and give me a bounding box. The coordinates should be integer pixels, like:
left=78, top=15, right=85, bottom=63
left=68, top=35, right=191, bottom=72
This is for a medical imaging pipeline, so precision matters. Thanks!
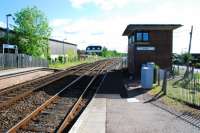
left=69, top=70, right=200, bottom=133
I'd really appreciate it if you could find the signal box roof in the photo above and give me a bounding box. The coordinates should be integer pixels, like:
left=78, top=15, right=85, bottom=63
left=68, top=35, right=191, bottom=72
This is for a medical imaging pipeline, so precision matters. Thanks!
left=122, top=24, right=182, bottom=36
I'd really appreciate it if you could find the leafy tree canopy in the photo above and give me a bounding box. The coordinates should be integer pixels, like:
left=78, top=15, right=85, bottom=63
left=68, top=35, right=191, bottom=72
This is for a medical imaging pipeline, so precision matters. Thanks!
left=66, top=48, right=77, bottom=59
left=14, top=6, right=51, bottom=58
left=172, top=53, right=193, bottom=65
left=181, top=53, right=193, bottom=64
left=101, top=46, right=126, bottom=57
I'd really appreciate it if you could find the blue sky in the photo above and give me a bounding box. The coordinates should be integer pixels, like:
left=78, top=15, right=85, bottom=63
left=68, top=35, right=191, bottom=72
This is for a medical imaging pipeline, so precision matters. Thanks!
left=0, top=0, right=102, bottom=20
left=1, top=0, right=200, bottom=53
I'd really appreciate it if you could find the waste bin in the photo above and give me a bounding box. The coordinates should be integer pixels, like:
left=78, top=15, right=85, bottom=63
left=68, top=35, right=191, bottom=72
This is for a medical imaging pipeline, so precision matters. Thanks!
left=147, top=62, right=157, bottom=83
left=141, top=66, right=153, bottom=89
left=159, top=69, right=165, bottom=80
left=147, top=62, right=155, bottom=75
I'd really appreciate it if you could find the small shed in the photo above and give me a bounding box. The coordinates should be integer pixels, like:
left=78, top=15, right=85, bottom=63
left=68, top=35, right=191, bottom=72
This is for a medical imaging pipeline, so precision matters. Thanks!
left=122, top=24, right=182, bottom=78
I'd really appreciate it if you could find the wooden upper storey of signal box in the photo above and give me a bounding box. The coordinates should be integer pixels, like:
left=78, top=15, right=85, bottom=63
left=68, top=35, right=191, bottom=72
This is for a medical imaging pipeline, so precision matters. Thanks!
left=122, top=24, right=182, bottom=36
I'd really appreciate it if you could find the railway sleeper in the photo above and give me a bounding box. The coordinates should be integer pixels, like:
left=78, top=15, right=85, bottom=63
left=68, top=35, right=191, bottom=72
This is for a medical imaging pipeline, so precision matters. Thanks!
left=5, top=61, right=110, bottom=132
left=22, top=100, right=86, bottom=131
left=0, top=90, right=35, bottom=109
left=5, top=93, right=18, bottom=97
left=20, top=125, right=54, bottom=133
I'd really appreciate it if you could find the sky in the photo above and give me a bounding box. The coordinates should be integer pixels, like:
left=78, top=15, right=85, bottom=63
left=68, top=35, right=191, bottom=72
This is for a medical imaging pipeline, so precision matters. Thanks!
left=0, top=0, right=200, bottom=53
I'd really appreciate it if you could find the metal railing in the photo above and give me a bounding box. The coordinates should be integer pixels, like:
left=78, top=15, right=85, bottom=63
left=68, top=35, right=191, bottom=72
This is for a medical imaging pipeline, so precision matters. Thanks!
left=163, top=65, right=200, bottom=107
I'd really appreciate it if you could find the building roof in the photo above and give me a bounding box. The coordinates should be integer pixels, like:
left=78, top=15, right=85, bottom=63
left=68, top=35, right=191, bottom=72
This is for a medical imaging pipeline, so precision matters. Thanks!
left=0, top=26, right=77, bottom=46
left=0, top=27, right=16, bottom=34
left=49, top=38, right=77, bottom=46
left=0, top=27, right=5, bottom=31
left=122, top=24, right=182, bottom=36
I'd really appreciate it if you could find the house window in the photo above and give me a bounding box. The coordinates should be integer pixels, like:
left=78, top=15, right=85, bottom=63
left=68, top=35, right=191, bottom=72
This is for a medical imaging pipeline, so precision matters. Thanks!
left=135, top=32, right=149, bottom=42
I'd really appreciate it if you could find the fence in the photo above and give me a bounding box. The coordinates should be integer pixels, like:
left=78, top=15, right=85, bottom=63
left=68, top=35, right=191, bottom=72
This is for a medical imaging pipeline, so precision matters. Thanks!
left=0, top=53, right=48, bottom=69
left=163, top=65, right=200, bottom=107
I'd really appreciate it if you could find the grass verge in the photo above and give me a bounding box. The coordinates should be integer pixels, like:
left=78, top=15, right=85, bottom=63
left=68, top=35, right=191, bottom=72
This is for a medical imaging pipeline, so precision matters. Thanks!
left=149, top=85, right=184, bottom=108
left=49, top=58, right=101, bottom=69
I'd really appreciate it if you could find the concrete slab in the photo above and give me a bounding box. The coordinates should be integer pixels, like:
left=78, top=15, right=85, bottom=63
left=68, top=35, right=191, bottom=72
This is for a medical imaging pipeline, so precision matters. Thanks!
left=106, top=96, right=200, bottom=133
left=0, top=67, right=45, bottom=77
left=69, top=95, right=107, bottom=133
left=69, top=70, right=200, bottom=133
left=70, top=95, right=200, bottom=133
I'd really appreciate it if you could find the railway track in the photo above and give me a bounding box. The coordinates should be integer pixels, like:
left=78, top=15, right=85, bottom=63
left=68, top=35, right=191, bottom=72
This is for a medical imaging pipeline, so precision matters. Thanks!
left=0, top=62, right=96, bottom=109
left=4, top=59, right=120, bottom=133
left=0, top=62, right=100, bottom=131
left=0, top=63, right=89, bottom=94
left=0, top=68, right=55, bottom=81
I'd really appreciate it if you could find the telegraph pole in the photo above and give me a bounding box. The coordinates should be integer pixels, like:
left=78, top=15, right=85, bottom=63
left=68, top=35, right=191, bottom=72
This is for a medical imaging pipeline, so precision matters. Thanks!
left=188, top=25, right=193, bottom=54
left=184, top=25, right=193, bottom=78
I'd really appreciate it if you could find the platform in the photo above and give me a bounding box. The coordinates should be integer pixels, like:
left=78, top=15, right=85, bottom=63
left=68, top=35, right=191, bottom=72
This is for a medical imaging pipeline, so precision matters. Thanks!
left=0, top=67, right=46, bottom=77
left=69, top=70, right=200, bottom=133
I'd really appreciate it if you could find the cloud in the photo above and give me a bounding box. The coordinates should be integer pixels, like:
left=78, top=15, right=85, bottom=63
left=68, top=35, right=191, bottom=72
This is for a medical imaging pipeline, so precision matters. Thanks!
left=91, top=32, right=104, bottom=36
left=51, top=0, right=200, bottom=53
left=0, top=21, right=6, bottom=28
left=70, top=0, right=132, bottom=11
left=64, top=31, right=79, bottom=35
left=50, top=17, right=128, bottom=52
left=50, top=19, right=71, bottom=27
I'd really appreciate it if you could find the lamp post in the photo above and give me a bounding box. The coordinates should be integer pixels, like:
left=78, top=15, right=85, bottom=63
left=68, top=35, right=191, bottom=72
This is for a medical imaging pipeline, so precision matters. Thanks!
left=6, top=14, right=12, bottom=45
left=3, top=14, right=12, bottom=69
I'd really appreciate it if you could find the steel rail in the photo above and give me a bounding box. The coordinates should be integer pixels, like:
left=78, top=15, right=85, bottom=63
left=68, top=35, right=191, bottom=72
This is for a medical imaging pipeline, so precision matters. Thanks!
left=56, top=60, right=109, bottom=133
left=0, top=63, right=96, bottom=109
left=0, top=68, right=53, bottom=80
left=7, top=61, right=106, bottom=133
left=57, top=59, right=121, bottom=132
left=0, top=63, right=91, bottom=95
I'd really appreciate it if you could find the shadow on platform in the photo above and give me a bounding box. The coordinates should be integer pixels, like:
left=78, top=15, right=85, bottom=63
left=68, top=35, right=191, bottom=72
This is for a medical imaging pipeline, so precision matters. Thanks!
left=97, top=70, right=149, bottom=99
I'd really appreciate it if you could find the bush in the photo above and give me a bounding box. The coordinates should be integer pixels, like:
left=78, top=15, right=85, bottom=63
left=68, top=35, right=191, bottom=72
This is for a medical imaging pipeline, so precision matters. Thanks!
left=58, top=56, right=63, bottom=63
left=195, top=63, right=200, bottom=68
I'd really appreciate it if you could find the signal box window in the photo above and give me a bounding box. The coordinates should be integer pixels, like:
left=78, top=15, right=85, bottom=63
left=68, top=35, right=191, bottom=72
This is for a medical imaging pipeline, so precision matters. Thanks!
left=135, top=32, right=149, bottom=42
left=128, top=35, right=135, bottom=44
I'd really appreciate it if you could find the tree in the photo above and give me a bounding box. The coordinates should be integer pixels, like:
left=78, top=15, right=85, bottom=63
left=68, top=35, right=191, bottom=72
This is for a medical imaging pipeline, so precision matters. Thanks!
left=178, top=53, right=193, bottom=78
left=66, top=48, right=77, bottom=62
left=101, top=47, right=108, bottom=57
left=101, top=46, right=125, bottom=57
left=180, top=53, right=193, bottom=65
left=13, top=6, right=51, bottom=58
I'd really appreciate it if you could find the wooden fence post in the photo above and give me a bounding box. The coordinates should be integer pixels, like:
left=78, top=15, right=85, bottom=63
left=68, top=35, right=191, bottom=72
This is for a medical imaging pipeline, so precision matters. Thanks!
left=162, top=70, right=167, bottom=95
left=158, top=69, right=160, bottom=86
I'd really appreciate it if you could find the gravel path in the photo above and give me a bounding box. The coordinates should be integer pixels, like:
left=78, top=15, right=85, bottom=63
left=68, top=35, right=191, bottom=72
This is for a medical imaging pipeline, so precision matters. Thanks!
left=0, top=91, right=50, bottom=132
